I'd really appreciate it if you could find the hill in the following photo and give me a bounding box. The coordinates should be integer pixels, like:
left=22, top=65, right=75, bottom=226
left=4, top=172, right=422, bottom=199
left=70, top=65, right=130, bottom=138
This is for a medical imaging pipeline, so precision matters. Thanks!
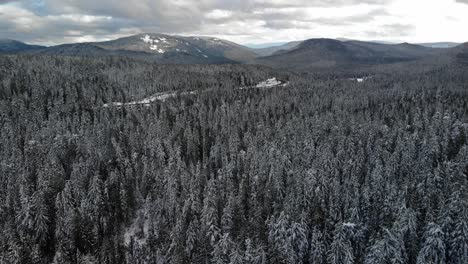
left=450, top=42, right=468, bottom=65
left=0, top=39, right=45, bottom=54
left=418, top=42, right=461, bottom=48
left=26, top=34, right=257, bottom=64
left=253, top=38, right=441, bottom=72
left=251, top=41, right=303, bottom=56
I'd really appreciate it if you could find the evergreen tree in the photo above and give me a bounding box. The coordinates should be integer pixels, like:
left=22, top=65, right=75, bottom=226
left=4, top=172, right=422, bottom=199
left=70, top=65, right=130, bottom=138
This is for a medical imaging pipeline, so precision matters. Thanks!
left=417, top=223, right=446, bottom=264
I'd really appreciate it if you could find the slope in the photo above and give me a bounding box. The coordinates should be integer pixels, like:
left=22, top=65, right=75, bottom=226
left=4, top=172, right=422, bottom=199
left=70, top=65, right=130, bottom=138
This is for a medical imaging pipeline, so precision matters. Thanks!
left=0, top=39, right=45, bottom=54
left=253, top=38, right=441, bottom=72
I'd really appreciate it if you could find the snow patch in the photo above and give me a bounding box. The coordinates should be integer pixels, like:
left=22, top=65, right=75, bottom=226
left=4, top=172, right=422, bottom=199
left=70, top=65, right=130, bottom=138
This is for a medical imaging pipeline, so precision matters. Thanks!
left=103, top=91, right=196, bottom=108
left=343, top=222, right=356, bottom=228
left=141, top=35, right=152, bottom=44
left=103, top=77, right=289, bottom=108
left=124, top=211, right=149, bottom=247
left=141, top=35, right=170, bottom=52
left=210, top=38, right=226, bottom=46
left=256, top=78, right=282, bottom=88
left=239, top=77, right=289, bottom=90
left=349, top=76, right=371, bottom=83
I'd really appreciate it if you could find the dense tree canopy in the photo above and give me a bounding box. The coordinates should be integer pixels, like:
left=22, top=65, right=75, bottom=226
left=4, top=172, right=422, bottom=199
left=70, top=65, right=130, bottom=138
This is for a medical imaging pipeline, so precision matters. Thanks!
left=0, top=55, right=468, bottom=263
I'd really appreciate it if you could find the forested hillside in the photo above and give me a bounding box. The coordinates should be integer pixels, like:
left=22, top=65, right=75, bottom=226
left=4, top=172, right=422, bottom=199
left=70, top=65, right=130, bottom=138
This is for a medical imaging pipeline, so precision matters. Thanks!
left=1, top=55, right=468, bottom=264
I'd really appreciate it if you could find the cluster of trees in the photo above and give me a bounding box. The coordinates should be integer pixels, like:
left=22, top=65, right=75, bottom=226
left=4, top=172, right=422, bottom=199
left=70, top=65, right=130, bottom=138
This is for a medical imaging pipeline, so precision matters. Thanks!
left=0, top=55, right=286, bottom=105
left=0, top=55, right=467, bottom=263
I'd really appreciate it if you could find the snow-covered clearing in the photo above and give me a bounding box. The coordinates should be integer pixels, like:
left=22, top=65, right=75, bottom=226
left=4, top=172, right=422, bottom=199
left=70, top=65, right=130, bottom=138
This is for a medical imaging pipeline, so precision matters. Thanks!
left=348, top=76, right=371, bottom=83
left=103, top=78, right=288, bottom=108
left=240, top=77, right=289, bottom=90
left=103, top=91, right=196, bottom=108
left=256, top=78, right=284, bottom=88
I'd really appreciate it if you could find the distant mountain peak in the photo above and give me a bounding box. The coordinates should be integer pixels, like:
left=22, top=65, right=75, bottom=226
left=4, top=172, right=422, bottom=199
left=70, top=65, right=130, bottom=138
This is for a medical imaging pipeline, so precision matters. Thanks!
left=298, top=38, right=344, bottom=48
left=12, top=33, right=257, bottom=64
left=0, top=39, right=17, bottom=43
left=253, top=38, right=442, bottom=72
left=0, top=39, right=45, bottom=54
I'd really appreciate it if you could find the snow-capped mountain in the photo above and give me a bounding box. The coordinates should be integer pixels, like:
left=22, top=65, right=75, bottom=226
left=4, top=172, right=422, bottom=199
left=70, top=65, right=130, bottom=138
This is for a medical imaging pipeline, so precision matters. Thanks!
left=29, top=34, right=257, bottom=64
left=97, top=34, right=257, bottom=63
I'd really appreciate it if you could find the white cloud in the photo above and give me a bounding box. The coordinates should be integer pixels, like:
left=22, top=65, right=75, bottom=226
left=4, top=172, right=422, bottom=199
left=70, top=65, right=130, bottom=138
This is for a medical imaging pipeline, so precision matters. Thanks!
left=205, top=9, right=233, bottom=19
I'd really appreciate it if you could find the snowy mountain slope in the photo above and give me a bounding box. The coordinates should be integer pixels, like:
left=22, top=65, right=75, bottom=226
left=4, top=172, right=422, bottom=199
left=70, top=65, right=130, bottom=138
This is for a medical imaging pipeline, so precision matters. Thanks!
left=95, top=33, right=257, bottom=64
left=11, top=34, right=257, bottom=64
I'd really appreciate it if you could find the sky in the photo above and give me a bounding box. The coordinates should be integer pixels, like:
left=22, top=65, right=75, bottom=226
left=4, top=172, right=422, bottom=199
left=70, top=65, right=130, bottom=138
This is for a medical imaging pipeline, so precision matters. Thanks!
left=1, top=0, right=468, bottom=46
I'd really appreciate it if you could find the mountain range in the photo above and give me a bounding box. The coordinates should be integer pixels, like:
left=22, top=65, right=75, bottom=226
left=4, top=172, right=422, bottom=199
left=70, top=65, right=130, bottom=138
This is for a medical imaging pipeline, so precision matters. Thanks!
left=1, top=34, right=466, bottom=71
left=0, top=34, right=257, bottom=64
left=252, top=39, right=450, bottom=71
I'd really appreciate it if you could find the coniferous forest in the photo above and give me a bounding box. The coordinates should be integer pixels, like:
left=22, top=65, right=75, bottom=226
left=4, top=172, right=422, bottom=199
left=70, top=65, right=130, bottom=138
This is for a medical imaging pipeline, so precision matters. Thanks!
left=1, top=54, right=468, bottom=264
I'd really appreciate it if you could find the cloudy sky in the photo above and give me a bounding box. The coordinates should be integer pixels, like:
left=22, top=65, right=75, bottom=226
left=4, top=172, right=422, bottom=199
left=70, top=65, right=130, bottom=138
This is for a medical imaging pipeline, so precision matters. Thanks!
left=1, top=0, right=468, bottom=46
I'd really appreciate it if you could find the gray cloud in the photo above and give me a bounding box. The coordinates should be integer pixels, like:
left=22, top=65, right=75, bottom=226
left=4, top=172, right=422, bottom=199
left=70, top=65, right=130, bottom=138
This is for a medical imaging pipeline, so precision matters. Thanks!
left=262, top=8, right=389, bottom=28
left=208, top=6, right=389, bottom=30
left=0, top=0, right=399, bottom=45
left=263, top=20, right=313, bottom=30
left=365, top=23, right=414, bottom=38
left=239, top=0, right=387, bottom=9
